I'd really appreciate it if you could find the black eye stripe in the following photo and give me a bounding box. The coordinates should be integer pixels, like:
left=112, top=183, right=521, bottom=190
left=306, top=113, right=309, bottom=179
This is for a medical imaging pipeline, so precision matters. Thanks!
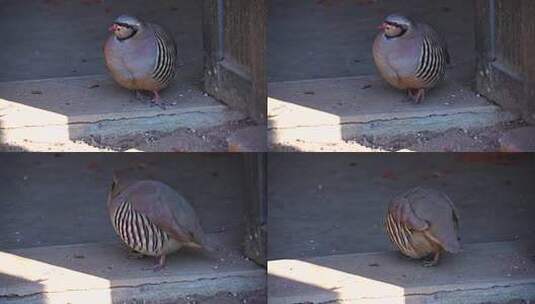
left=115, top=22, right=135, bottom=29
left=385, top=21, right=401, bottom=27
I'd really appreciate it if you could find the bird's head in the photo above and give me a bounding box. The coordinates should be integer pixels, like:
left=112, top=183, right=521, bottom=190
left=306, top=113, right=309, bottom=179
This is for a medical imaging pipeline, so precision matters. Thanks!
left=109, top=15, right=142, bottom=40
left=108, top=168, right=138, bottom=203
left=379, top=14, right=414, bottom=39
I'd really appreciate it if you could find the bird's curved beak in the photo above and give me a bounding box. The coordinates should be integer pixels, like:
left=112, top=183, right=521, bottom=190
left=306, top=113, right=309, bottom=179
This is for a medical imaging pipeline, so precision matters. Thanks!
left=378, top=23, right=387, bottom=30
left=108, top=24, right=117, bottom=32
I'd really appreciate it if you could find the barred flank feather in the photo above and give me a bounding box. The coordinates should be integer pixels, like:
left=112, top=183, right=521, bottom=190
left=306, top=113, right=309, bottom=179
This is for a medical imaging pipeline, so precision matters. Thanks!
left=385, top=211, right=418, bottom=258
left=113, top=200, right=169, bottom=256
left=151, top=24, right=177, bottom=89
left=415, top=34, right=449, bottom=88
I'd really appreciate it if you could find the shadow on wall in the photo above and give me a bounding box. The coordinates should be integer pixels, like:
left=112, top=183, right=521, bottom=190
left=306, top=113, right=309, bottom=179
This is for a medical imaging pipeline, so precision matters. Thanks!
left=267, top=0, right=475, bottom=82
left=0, top=0, right=203, bottom=83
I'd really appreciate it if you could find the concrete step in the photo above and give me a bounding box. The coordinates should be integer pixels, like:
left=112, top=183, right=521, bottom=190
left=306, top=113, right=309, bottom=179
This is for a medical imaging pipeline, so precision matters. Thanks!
left=268, top=76, right=517, bottom=146
left=268, top=241, right=535, bottom=304
left=0, top=75, right=245, bottom=144
left=0, top=240, right=264, bottom=304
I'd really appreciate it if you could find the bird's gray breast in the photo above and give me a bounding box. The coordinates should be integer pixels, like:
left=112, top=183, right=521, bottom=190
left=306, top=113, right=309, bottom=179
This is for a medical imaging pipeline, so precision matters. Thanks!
left=374, top=35, right=421, bottom=91
left=377, top=35, right=421, bottom=78
left=105, top=35, right=158, bottom=85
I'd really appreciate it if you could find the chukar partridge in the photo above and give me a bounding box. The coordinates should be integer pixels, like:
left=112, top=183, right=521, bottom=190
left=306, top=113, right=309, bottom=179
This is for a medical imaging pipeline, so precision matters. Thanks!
left=373, top=14, right=450, bottom=103
left=104, top=15, right=177, bottom=109
left=385, top=187, right=460, bottom=266
left=107, top=172, right=207, bottom=271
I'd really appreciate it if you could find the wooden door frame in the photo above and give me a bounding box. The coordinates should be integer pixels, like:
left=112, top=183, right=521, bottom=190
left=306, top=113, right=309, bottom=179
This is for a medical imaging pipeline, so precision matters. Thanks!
left=202, top=0, right=267, bottom=124
left=475, top=0, right=535, bottom=123
left=242, top=153, right=267, bottom=267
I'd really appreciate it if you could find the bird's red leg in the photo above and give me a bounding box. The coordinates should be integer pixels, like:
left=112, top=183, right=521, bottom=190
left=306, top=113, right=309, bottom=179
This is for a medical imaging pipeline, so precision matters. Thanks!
left=152, top=90, right=160, bottom=103
left=423, top=251, right=440, bottom=267
left=153, top=255, right=166, bottom=272
left=414, top=89, right=425, bottom=104
left=404, top=89, right=414, bottom=102
left=151, top=90, right=166, bottom=110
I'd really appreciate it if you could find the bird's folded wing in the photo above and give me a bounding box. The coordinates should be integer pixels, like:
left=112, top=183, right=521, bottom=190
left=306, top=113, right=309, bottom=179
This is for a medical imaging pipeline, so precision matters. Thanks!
left=412, top=191, right=461, bottom=253
left=128, top=183, right=194, bottom=243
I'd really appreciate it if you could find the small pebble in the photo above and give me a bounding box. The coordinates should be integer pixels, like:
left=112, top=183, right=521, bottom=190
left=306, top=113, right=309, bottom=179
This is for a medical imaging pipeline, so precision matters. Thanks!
left=368, top=263, right=380, bottom=267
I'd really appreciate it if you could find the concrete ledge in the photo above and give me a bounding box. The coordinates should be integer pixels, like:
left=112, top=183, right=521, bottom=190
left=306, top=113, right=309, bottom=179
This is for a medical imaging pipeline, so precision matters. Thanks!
left=268, top=241, right=535, bottom=304
left=268, top=76, right=517, bottom=144
left=0, top=75, right=245, bottom=142
left=0, top=241, right=264, bottom=304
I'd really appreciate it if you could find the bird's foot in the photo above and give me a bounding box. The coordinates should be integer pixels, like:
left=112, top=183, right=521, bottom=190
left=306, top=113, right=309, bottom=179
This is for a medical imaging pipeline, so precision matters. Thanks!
left=152, top=255, right=166, bottom=272
left=422, top=252, right=440, bottom=267
left=150, top=101, right=170, bottom=110
left=406, top=89, right=425, bottom=104
left=150, top=90, right=169, bottom=110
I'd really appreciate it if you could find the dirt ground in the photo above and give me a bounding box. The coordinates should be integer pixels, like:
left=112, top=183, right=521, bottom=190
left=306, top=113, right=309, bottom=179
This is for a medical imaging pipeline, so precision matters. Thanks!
left=172, top=290, right=266, bottom=304
left=0, top=119, right=256, bottom=152
left=82, top=119, right=257, bottom=152
left=355, top=120, right=528, bottom=152
left=270, top=120, right=528, bottom=152
left=320, top=300, right=535, bottom=304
